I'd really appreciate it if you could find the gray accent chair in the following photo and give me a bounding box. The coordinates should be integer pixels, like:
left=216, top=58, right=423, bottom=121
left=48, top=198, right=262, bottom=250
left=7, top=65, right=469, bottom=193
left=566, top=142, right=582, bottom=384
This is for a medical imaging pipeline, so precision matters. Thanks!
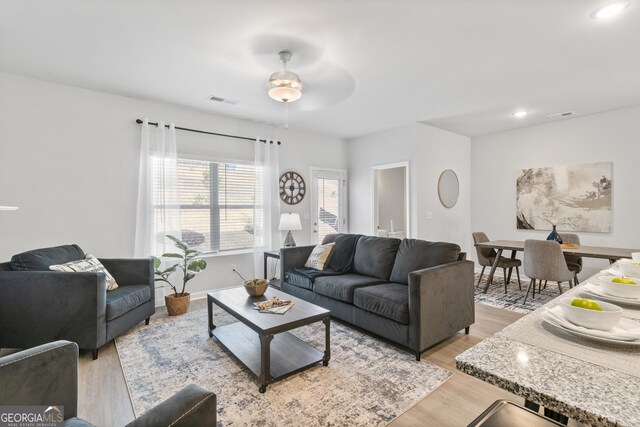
left=559, top=233, right=583, bottom=284
left=0, top=340, right=216, bottom=426
left=0, top=245, right=155, bottom=360
left=280, top=234, right=475, bottom=360
left=473, top=232, right=522, bottom=292
left=523, top=240, right=575, bottom=305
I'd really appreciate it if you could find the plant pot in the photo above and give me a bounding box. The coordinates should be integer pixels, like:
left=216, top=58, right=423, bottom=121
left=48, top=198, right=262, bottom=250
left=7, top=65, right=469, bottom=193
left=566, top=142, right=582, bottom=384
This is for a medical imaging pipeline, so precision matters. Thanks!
left=165, top=293, right=190, bottom=316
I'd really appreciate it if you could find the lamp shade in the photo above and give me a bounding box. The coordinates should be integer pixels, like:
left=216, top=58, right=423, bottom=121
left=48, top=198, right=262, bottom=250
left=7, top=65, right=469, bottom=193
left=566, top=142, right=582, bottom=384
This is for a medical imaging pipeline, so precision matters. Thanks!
left=279, top=213, right=302, bottom=231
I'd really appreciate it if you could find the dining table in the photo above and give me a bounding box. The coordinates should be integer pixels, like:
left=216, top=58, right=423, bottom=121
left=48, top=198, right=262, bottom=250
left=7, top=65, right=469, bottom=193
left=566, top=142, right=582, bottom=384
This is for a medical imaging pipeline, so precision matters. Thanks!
left=475, top=240, right=640, bottom=294
left=456, top=269, right=640, bottom=426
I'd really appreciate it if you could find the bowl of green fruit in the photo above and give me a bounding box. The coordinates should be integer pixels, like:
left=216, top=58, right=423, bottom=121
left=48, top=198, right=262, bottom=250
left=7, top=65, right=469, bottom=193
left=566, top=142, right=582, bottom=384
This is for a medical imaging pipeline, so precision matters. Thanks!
left=243, top=279, right=269, bottom=297
left=560, top=297, right=622, bottom=331
left=598, top=275, right=640, bottom=299
left=233, top=269, right=269, bottom=296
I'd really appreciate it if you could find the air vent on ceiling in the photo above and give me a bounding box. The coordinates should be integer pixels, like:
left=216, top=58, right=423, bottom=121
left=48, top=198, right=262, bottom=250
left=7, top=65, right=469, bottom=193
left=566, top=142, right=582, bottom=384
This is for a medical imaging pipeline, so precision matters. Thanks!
left=547, top=111, right=575, bottom=120
left=208, top=95, right=239, bottom=105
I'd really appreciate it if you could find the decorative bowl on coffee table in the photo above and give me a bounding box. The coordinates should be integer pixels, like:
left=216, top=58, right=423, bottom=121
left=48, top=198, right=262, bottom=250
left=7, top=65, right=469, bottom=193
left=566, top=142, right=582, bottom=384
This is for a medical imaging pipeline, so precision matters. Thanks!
left=244, top=279, right=269, bottom=296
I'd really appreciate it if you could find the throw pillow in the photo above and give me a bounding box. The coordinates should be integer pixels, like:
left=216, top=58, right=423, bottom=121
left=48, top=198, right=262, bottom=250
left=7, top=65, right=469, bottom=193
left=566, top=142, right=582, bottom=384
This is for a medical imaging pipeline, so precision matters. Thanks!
left=50, top=254, right=119, bottom=291
left=304, top=243, right=335, bottom=270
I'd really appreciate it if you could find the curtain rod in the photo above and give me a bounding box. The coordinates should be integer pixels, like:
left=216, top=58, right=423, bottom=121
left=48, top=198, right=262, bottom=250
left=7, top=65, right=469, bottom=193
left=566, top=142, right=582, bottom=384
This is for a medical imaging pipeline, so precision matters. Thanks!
left=135, top=119, right=281, bottom=145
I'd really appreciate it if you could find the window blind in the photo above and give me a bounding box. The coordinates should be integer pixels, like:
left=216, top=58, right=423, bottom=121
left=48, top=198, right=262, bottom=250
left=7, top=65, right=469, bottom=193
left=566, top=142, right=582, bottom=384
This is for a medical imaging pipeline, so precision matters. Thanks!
left=154, top=158, right=258, bottom=253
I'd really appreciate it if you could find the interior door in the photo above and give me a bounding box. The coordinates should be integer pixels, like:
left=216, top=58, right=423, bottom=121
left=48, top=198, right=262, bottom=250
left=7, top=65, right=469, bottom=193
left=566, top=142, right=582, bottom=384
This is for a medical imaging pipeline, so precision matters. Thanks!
left=311, top=169, right=347, bottom=244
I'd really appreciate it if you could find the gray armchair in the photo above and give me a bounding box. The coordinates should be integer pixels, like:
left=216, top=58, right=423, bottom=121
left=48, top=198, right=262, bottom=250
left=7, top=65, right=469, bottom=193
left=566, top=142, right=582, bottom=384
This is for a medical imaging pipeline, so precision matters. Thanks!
left=0, top=245, right=155, bottom=359
left=0, top=340, right=216, bottom=426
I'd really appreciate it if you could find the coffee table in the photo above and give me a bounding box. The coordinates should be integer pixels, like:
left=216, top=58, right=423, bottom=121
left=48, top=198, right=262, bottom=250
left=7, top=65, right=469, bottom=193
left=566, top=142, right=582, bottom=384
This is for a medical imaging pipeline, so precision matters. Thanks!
left=207, top=287, right=330, bottom=393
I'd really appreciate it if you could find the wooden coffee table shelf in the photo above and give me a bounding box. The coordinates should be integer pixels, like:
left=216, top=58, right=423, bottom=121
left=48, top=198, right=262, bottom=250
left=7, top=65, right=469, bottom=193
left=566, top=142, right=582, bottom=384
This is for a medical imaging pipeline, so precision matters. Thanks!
left=207, top=287, right=330, bottom=393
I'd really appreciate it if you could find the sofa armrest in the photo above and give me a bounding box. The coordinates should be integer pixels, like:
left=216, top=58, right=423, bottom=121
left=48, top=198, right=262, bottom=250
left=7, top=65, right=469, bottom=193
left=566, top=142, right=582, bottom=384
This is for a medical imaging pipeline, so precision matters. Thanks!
left=0, top=272, right=107, bottom=350
left=99, top=258, right=153, bottom=287
left=126, top=384, right=216, bottom=427
left=279, top=245, right=316, bottom=282
left=407, top=260, right=475, bottom=352
left=0, top=340, right=79, bottom=419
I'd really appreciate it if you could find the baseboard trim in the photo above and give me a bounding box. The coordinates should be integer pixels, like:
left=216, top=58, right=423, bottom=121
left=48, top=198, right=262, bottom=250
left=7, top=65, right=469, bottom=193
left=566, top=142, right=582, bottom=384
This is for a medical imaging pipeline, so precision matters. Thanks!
left=154, top=284, right=242, bottom=308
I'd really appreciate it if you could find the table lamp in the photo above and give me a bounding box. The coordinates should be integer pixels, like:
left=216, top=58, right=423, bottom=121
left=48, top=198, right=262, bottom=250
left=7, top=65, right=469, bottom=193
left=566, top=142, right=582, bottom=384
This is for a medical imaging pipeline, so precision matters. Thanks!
left=279, top=213, right=302, bottom=247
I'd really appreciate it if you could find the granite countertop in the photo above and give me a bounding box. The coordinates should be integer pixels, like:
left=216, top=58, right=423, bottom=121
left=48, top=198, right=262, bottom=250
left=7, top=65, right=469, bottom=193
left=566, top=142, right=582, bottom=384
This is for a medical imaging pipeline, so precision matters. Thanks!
left=456, top=276, right=640, bottom=427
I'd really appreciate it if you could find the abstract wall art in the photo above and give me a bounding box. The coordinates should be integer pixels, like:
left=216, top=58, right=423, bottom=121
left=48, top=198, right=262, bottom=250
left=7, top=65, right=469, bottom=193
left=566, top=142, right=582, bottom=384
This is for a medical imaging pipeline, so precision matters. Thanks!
left=516, top=162, right=612, bottom=232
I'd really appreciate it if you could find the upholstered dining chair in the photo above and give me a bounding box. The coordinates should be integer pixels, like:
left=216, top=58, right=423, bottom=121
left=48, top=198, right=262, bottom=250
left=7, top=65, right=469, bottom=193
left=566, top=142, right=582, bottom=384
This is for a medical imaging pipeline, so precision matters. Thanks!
left=523, top=239, right=575, bottom=305
left=473, top=232, right=522, bottom=293
left=559, top=233, right=583, bottom=284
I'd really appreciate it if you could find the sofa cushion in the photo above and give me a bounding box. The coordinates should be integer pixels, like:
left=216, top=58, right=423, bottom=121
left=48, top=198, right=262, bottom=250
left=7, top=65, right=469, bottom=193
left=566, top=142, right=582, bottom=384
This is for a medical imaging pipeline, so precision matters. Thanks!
left=321, top=233, right=340, bottom=244
left=106, top=285, right=151, bottom=321
left=285, top=270, right=315, bottom=291
left=390, top=239, right=461, bottom=285
left=314, top=274, right=385, bottom=303
left=353, top=283, right=410, bottom=324
left=10, top=244, right=85, bottom=271
left=50, top=254, right=119, bottom=291
left=352, top=236, right=401, bottom=280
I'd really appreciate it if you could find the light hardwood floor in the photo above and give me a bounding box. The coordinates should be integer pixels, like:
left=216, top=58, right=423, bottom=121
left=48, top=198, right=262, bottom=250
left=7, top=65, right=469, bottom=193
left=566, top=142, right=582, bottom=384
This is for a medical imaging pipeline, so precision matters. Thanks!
left=75, top=302, right=580, bottom=426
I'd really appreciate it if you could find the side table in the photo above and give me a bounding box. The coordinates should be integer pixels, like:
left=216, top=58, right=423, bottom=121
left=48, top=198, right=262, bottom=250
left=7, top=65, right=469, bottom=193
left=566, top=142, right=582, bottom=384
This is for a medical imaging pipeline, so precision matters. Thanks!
left=263, top=250, right=281, bottom=289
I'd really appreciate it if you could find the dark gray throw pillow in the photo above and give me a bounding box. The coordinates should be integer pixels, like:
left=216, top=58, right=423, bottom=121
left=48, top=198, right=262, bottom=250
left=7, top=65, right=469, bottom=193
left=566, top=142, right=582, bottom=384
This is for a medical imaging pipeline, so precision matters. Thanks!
left=352, top=236, right=401, bottom=280
left=10, top=244, right=85, bottom=271
left=389, top=239, right=460, bottom=285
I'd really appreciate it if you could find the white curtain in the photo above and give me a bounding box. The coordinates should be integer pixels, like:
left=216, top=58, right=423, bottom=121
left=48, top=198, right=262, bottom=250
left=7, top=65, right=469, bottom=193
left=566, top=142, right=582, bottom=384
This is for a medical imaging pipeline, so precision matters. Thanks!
left=134, top=119, right=182, bottom=260
left=254, top=138, right=280, bottom=278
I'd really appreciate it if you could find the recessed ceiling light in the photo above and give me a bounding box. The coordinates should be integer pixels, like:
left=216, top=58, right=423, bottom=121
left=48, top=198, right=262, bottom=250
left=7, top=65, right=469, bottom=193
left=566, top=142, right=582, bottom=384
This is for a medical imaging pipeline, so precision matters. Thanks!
left=591, top=0, right=630, bottom=19
left=513, top=111, right=528, bottom=118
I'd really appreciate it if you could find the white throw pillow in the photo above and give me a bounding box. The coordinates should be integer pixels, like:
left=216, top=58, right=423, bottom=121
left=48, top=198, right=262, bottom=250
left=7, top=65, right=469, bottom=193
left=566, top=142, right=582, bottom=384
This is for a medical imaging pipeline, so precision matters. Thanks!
left=304, top=243, right=335, bottom=270
left=50, top=254, right=119, bottom=291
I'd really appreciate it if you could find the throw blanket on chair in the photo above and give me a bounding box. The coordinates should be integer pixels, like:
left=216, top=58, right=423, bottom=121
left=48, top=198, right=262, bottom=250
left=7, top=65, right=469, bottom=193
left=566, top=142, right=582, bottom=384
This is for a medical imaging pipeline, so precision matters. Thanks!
left=289, top=234, right=361, bottom=281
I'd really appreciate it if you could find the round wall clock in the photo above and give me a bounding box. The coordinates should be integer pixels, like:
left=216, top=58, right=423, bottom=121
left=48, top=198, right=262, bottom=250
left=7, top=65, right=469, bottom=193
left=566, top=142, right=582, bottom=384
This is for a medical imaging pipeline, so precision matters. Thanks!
left=279, top=171, right=306, bottom=205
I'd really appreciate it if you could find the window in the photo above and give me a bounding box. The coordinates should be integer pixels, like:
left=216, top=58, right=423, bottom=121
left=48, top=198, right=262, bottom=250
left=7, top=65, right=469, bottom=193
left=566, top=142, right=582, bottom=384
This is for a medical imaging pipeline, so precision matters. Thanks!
left=154, top=158, right=258, bottom=253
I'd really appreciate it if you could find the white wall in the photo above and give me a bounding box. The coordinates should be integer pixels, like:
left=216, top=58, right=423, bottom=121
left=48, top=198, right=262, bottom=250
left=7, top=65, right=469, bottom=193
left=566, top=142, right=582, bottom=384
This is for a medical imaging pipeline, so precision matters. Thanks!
left=471, top=105, right=640, bottom=278
left=347, top=122, right=472, bottom=254
left=0, top=72, right=347, bottom=298
left=416, top=123, right=471, bottom=255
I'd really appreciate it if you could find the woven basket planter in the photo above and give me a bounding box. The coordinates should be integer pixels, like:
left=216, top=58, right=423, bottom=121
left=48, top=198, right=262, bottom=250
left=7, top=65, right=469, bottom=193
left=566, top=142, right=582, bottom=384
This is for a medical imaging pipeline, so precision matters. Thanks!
left=165, top=293, right=191, bottom=316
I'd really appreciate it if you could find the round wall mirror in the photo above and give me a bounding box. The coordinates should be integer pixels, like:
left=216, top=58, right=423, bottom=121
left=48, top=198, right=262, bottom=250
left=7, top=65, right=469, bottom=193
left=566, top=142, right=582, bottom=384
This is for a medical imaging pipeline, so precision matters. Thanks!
left=438, top=169, right=459, bottom=208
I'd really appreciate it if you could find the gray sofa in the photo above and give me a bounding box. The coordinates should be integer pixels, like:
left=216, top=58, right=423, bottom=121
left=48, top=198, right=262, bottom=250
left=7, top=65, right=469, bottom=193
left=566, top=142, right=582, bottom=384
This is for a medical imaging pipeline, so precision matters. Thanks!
left=0, top=340, right=216, bottom=426
left=280, top=234, right=475, bottom=360
left=0, top=244, right=155, bottom=359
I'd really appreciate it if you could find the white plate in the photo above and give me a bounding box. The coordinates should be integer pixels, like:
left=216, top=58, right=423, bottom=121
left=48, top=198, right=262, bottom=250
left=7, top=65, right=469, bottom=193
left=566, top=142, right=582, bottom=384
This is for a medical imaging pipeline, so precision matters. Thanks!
left=541, top=314, right=640, bottom=346
left=581, top=283, right=640, bottom=307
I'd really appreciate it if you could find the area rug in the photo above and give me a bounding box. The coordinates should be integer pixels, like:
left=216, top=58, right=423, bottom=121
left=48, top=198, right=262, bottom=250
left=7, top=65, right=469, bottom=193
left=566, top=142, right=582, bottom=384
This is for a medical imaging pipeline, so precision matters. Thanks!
left=475, top=273, right=564, bottom=314
left=115, top=307, right=452, bottom=426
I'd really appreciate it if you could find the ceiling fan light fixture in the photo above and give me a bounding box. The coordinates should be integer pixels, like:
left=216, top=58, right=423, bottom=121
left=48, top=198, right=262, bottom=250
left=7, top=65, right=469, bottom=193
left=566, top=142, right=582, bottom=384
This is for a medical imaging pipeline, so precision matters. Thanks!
left=591, top=0, right=630, bottom=19
left=267, top=51, right=303, bottom=103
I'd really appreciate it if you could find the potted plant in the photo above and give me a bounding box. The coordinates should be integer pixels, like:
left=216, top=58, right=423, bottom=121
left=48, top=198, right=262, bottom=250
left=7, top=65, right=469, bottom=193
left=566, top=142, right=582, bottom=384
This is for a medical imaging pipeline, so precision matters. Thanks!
left=152, top=235, right=207, bottom=316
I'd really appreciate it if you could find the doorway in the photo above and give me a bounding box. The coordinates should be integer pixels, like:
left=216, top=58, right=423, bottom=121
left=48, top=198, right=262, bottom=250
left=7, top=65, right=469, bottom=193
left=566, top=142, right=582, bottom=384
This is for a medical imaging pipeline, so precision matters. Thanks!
left=373, top=162, right=409, bottom=239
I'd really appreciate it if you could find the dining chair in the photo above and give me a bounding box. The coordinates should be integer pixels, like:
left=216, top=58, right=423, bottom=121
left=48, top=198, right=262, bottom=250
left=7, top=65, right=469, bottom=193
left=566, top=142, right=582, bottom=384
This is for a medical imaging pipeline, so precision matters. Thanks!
left=472, top=232, right=522, bottom=293
left=523, top=239, right=575, bottom=305
left=560, top=233, right=582, bottom=284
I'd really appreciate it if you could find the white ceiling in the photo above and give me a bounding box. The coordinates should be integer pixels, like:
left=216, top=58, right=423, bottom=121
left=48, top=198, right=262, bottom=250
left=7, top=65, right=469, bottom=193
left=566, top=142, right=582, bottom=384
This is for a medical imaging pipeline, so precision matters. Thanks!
left=1, top=0, right=640, bottom=139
